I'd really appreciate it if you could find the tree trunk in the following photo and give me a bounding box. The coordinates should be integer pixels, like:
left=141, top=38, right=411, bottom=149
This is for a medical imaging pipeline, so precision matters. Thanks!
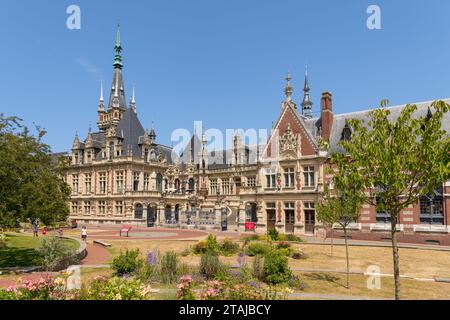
left=390, top=214, right=401, bottom=300
left=343, top=227, right=350, bottom=289
left=330, top=227, right=334, bottom=257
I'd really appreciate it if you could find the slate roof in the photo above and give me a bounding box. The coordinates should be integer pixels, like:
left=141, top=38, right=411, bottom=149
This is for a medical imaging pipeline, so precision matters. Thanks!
left=304, top=98, right=450, bottom=154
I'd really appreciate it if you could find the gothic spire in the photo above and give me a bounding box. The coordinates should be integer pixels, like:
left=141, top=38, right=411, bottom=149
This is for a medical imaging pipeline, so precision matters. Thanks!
left=108, top=23, right=126, bottom=110
left=301, top=66, right=313, bottom=118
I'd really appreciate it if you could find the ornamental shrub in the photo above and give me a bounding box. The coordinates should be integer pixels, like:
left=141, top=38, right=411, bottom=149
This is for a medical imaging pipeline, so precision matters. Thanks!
left=111, top=249, right=143, bottom=276
left=193, top=240, right=207, bottom=254
left=80, top=276, right=154, bottom=300
left=205, top=234, right=220, bottom=255
left=267, top=228, right=279, bottom=241
left=219, top=238, right=240, bottom=256
left=242, top=234, right=260, bottom=245
left=36, top=237, right=79, bottom=271
left=252, top=254, right=265, bottom=281
left=263, top=250, right=292, bottom=285
left=245, top=242, right=273, bottom=257
left=160, top=251, right=179, bottom=284
left=199, top=253, right=221, bottom=279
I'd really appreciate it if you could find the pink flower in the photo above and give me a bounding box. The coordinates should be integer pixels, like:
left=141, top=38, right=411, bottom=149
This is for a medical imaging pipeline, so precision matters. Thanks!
left=180, top=275, right=193, bottom=282
left=6, top=286, right=16, bottom=292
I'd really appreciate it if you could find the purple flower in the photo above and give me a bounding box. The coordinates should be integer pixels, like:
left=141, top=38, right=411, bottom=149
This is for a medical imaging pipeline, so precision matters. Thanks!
left=147, top=251, right=157, bottom=266
left=248, top=281, right=258, bottom=288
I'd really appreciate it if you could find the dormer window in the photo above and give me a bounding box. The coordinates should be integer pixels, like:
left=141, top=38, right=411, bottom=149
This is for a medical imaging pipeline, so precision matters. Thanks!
left=144, top=148, right=149, bottom=162
left=341, top=124, right=352, bottom=141
left=151, top=150, right=157, bottom=161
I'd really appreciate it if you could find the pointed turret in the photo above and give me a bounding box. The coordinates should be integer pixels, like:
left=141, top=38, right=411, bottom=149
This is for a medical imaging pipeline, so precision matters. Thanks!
left=129, top=84, right=137, bottom=114
left=98, top=80, right=105, bottom=109
left=72, top=130, right=81, bottom=150
left=97, top=80, right=108, bottom=131
left=301, top=67, right=313, bottom=118
left=149, top=121, right=156, bottom=144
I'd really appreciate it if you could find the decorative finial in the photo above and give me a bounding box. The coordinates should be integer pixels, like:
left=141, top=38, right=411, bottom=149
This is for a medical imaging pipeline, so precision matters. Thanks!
left=284, top=72, right=293, bottom=102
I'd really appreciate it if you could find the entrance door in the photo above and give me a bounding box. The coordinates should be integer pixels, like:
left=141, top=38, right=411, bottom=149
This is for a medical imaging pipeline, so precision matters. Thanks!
left=285, top=210, right=295, bottom=234
left=147, top=207, right=155, bottom=227
left=305, top=210, right=315, bottom=235
left=267, top=210, right=276, bottom=230
left=221, top=209, right=228, bottom=231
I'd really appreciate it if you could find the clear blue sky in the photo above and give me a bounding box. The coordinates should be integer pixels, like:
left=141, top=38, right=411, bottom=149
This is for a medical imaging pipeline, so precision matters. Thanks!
left=2, top=0, right=450, bottom=152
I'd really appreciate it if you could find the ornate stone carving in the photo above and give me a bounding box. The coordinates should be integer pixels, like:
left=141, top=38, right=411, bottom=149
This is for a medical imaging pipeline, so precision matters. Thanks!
left=280, top=123, right=299, bottom=159
left=106, top=126, right=116, bottom=138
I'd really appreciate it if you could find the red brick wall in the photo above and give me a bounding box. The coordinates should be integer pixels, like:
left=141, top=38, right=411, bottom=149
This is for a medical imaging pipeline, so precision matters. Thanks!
left=264, top=105, right=317, bottom=158
left=321, top=92, right=333, bottom=141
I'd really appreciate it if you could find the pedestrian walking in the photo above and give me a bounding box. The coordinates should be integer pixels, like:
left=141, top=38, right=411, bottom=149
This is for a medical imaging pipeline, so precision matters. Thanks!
left=81, top=226, right=87, bottom=242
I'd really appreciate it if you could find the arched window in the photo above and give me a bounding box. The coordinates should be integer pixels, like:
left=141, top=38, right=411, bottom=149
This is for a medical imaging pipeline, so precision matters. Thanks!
left=188, top=178, right=195, bottom=192
left=109, top=142, right=114, bottom=161
left=134, top=204, right=143, bottom=220
left=156, top=174, right=163, bottom=193
left=174, top=179, right=181, bottom=193
left=164, top=179, right=169, bottom=191
left=150, top=150, right=157, bottom=161
left=341, top=124, right=352, bottom=141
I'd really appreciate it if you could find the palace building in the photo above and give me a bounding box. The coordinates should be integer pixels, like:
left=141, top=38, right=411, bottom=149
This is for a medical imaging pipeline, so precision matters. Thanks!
left=64, top=26, right=450, bottom=245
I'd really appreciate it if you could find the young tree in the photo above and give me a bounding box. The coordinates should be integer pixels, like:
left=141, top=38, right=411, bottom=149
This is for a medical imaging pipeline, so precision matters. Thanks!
left=317, top=155, right=366, bottom=289
left=0, top=115, right=70, bottom=228
left=340, top=100, right=450, bottom=300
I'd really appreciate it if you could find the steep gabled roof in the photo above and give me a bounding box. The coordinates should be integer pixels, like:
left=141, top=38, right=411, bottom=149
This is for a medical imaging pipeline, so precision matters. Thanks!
left=115, top=108, right=145, bottom=157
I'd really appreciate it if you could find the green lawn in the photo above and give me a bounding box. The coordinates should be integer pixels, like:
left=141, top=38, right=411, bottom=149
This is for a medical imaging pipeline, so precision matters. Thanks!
left=0, top=233, right=79, bottom=268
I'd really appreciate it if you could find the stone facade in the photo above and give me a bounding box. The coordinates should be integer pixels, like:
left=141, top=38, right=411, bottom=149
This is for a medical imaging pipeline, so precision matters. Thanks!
left=63, top=27, right=450, bottom=241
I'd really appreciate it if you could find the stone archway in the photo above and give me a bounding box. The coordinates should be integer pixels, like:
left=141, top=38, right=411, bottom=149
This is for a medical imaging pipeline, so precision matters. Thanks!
left=134, top=203, right=143, bottom=220
left=147, top=203, right=157, bottom=227
left=165, top=204, right=173, bottom=224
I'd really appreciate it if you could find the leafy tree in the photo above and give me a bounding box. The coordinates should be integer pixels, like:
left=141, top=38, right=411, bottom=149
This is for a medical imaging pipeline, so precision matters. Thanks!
left=317, top=155, right=366, bottom=289
left=0, top=114, right=70, bottom=228
left=339, top=100, right=450, bottom=300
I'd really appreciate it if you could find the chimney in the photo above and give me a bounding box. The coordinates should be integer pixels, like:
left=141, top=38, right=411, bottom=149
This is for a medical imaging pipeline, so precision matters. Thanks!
left=321, top=92, right=333, bottom=141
